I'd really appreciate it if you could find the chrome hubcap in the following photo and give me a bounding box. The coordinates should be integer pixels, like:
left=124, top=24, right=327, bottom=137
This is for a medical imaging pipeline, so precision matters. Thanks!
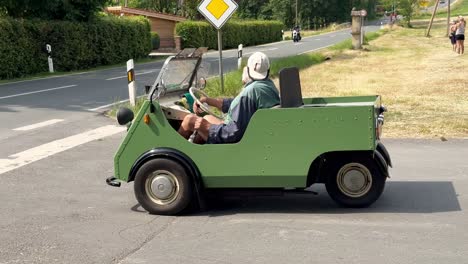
left=145, top=170, right=179, bottom=205
left=337, top=163, right=372, bottom=198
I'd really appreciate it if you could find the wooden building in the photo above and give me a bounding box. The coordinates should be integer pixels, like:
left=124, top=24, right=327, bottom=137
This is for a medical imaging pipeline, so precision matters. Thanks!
left=106, top=6, right=186, bottom=49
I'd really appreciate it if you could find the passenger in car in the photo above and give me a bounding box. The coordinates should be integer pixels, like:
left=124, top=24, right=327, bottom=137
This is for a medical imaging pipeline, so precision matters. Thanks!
left=178, top=52, right=280, bottom=144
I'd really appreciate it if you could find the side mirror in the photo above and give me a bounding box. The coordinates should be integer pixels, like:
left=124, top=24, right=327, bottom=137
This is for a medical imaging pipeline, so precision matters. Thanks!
left=198, top=77, right=206, bottom=89
left=116, top=107, right=134, bottom=125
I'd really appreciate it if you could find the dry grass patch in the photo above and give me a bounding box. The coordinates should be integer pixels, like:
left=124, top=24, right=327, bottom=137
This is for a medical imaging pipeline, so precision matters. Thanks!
left=297, top=23, right=468, bottom=138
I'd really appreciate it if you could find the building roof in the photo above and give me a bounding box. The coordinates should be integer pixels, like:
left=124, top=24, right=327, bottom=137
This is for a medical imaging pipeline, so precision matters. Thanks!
left=106, top=6, right=187, bottom=22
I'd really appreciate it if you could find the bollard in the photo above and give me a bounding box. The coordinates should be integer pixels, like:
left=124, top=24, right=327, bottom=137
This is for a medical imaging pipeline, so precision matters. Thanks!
left=46, top=44, right=54, bottom=73
left=237, top=44, right=243, bottom=70
left=127, top=59, right=137, bottom=106
left=350, top=9, right=366, bottom=49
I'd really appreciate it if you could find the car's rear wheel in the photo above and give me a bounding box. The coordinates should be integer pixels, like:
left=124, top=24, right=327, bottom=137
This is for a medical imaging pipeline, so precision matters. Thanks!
left=325, top=154, right=386, bottom=208
left=134, top=158, right=193, bottom=215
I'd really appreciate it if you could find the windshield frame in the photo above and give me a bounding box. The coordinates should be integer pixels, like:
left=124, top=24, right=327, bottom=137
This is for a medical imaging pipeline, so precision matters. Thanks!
left=147, top=56, right=202, bottom=100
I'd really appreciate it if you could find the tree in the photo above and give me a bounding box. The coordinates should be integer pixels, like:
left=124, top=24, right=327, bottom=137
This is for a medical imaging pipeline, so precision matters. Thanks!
left=127, top=0, right=178, bottom=13
left=180, top=0, right=200, bottom=19
left=110, top=0, right=376, bottom=29
left=0, top=0, right=109, bottom=21
left=398, top=0, right=418, bottom=26
left=236, top=0, right=269, bottom=19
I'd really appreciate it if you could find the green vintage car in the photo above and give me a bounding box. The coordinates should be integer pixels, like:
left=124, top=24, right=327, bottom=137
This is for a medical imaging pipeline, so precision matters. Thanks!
left=107, top=48, right=392, bottom=215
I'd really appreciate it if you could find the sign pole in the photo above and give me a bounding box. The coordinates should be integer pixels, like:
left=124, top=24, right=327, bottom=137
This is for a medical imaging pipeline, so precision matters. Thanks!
left=218, top=29, right=224, bottom=93
left=198, top=0, right=238, bottom=93
left=426, top=0, right=440, bottom=37
left=447, top=0, right=451, bottom=37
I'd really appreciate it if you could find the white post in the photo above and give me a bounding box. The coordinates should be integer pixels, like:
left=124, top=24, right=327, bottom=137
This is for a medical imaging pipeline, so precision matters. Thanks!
left=126, top=59, right=137, bottom=107
left=217, top=30, right=224, bottom=93
left=237, top=44, right=243, bottom=70
left=46, top=44, right=54, bottom=73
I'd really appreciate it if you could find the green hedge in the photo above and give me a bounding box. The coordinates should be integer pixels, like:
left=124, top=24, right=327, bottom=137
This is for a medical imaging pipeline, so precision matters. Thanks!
left=0, top=16, right=151, bottom=79
left=176, top=20, right=284, bottom=50
left=150, top=32, right=160, bottom=50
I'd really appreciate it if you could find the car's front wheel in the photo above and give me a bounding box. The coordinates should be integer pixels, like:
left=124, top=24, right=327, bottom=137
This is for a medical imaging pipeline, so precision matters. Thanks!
left=325, top=154, right=386, bottom=208
left=134, top=158, right=193, bottom=215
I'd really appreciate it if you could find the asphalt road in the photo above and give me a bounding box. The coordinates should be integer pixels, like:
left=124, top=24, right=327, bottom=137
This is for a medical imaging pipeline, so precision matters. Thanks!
left=2, top=22, right=467, bottom=264
left=0, top=116, right=466, bottom=263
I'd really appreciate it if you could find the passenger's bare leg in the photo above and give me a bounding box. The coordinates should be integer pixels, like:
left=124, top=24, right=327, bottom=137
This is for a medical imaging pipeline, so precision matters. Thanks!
left=178, top=114, right=219, bottom=142
left=178, top=114, right=196, bottom=139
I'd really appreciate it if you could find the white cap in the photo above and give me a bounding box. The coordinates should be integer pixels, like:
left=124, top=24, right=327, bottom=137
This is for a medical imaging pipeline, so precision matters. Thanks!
left=247, top=52, right=270, bottom=80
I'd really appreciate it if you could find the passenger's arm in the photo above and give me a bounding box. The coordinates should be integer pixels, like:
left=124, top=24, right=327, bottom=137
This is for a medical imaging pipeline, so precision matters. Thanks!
left=207, top=96, right=257, bottom=144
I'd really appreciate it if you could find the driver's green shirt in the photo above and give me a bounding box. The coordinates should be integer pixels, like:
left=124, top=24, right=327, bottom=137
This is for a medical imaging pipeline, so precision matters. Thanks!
left=207, top=79, right=280, bottom=144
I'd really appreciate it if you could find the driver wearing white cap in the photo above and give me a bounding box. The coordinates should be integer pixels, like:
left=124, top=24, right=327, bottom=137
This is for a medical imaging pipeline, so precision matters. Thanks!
left=178, top=52, right=280, bottom=144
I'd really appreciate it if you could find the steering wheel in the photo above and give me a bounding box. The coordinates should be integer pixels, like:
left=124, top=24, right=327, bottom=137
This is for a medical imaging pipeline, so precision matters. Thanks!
left=189, top=87, right=224, bottom=119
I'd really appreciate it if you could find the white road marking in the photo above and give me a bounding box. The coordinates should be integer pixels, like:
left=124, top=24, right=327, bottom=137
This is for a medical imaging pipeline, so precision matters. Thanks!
left=297, top=44, right=334, bottom=55
left=0, top=125, right=126, bottom=175
left=294, top=43, right=304, bottom=46
left=315, top=38, right=321, bottom=40
left=106, top=70, right=158, bottom=81
left=0, top=85, right=77, bottom=100
left=0, top=73, right=89, bottom=87
left=13, top=119, right=64, bottom=131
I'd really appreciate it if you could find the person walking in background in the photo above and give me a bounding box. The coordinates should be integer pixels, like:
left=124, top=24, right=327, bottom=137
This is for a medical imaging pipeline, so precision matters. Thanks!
left=455, top=17, right=465, bottom=54
left=450, top=20, right=458, bottom=52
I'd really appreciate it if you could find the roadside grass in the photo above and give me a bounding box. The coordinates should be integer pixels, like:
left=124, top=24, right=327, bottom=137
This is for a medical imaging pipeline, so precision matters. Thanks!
left=414, top=0, right=468, bottom=19
left=328, top=29, right=390, bottom=51
left=107, top=97, right=146, bottom=119
left=205, top=53, right=326, bottom=97
left=0, top=56, right=167, bottom=85
left=299, top=22, right=468, bottom=138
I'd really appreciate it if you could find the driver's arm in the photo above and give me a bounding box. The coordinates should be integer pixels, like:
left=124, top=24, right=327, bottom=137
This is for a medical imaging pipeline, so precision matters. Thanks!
left=196, top=97, right=233, bottom=113
left=200, top=97, right=224, bottom=110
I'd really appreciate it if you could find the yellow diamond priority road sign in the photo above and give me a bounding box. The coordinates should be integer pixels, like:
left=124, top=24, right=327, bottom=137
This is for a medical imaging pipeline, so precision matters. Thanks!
left=198, top=0, right=238, bottom=29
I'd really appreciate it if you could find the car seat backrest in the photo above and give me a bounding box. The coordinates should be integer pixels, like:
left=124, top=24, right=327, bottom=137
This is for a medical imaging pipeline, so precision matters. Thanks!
left=279, top=67, right=303, bottom=108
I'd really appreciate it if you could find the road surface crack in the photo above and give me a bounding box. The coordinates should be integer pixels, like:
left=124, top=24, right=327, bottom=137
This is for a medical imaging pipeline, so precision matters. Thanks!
left=112, top=216, right=176, bottom=264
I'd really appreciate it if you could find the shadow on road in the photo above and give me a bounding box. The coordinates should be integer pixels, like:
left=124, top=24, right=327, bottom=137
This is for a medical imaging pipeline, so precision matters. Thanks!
left=130, top=181, right=461, bottom=216
left=193, top=181, right=462, bottom=216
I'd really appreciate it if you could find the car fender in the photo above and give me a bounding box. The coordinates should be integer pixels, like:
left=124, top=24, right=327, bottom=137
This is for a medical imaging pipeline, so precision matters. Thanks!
left=128, top=148, right=205, bottom=206
left=376, top=141, right=392, bottom=167
left=374, top=150, right=390, bottom=178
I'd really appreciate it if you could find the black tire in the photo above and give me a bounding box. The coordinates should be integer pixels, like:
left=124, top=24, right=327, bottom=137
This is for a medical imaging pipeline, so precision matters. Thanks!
left=325, top=153, right=386, bottom=208
left=134, top=158, right=193, bottom=215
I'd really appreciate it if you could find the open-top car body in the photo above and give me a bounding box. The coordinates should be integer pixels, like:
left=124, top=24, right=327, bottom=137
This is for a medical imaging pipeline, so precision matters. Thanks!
left=107, top=48, right=392, bottom=215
